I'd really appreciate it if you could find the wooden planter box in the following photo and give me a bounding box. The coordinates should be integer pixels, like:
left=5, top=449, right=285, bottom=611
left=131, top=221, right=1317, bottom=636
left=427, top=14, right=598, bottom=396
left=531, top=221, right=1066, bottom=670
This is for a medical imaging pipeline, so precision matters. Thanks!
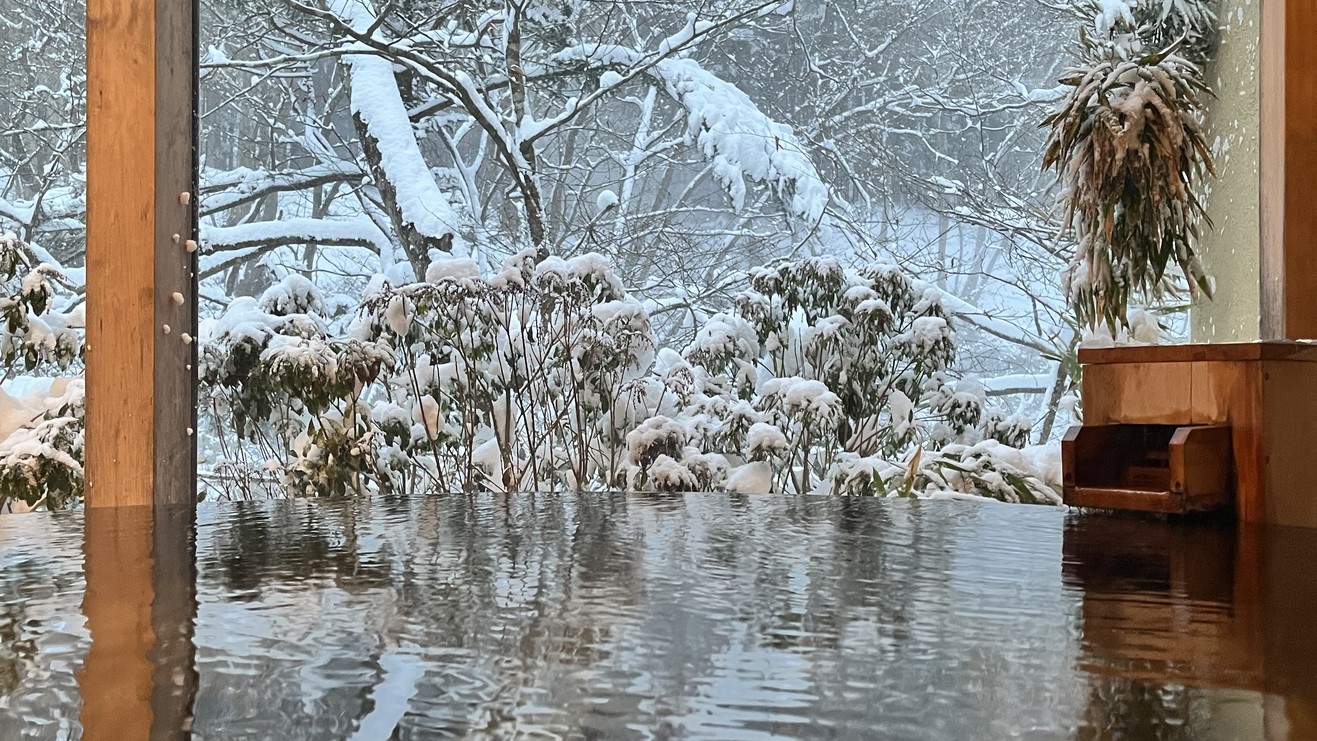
left=1062, top=341, right=1317, bottom=527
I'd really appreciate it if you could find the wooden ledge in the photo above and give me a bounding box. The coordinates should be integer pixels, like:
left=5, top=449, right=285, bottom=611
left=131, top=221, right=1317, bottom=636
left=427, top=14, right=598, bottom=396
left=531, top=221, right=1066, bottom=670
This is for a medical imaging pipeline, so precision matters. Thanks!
left=1078, top=341, right=1317, bottom=365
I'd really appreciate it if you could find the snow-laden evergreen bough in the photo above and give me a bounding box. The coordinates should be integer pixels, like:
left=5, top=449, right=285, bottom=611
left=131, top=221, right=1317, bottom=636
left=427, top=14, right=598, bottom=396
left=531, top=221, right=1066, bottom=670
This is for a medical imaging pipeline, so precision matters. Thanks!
left=0, top=234, right=84, bottom=511
left=197, top=253, right=1057, bottom=504
left=1044, top=0, right=1217, bottom=332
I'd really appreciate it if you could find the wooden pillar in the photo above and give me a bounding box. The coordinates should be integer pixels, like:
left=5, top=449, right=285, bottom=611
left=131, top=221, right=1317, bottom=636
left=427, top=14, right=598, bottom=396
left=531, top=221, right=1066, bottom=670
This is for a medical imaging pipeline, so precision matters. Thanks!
left=85, top=0, right=198, bottom=506
left=1260, top=0, right=1317, bottom=340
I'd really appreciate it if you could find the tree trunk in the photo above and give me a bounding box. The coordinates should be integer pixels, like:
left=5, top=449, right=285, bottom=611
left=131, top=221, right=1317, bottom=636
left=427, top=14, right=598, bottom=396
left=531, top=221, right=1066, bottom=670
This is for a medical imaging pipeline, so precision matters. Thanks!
left=354, top=113, right=453, bottom=280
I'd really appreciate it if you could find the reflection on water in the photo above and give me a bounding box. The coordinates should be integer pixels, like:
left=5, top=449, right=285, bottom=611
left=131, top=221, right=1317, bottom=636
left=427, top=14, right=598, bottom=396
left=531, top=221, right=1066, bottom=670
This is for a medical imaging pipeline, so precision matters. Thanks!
left=0, top=494, right=1314, bottom=739
left=1066, top=517, right=1317, bottom=740
left=78, top=506, right=197, bottom=740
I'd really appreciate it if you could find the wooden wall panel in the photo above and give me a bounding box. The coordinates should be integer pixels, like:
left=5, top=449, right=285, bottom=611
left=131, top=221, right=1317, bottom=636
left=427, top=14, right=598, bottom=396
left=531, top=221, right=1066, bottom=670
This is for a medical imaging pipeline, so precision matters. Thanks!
left=152, top=0, right=200, bottom=504
left=1260, top=360, right=1317, bottom=528
left=1260, top=0, right=1286, bottom=337
left=86, top=0, right=155, bottom=506
left=85, top=0, right=197, bottom=507
left=1187, top=361, right=1265, bottom=521
left=1188, top=361, right=1236, bottom=424
left=1081, top=362, right=1193, bottom=425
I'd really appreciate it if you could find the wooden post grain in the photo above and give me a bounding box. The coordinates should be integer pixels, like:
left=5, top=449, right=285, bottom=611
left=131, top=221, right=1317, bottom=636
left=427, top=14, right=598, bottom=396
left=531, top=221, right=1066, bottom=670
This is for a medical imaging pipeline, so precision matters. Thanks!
left=1260, top=0, right=1317, bottom=339
left=85, top=0, right=198, bottom=507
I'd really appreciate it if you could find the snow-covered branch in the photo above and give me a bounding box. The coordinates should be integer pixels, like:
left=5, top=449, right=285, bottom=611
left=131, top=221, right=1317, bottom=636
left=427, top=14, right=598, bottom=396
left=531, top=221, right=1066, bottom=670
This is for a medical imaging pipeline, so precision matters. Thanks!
left=326, top=0, right=469, bottom=273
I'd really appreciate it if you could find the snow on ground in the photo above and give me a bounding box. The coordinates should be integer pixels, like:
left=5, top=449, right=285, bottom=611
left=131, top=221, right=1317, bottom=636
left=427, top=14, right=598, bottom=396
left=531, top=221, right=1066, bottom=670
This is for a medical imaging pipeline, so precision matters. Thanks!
left=726, top=461, right=772, bottom=494
left=1020, top=444, right=1062, bottom=490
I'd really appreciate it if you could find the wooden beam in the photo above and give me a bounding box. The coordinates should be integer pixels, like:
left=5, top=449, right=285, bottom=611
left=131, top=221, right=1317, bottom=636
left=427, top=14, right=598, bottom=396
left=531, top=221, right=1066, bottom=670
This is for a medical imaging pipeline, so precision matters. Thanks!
left=1260, top=0, right=1317, bottom=339
left=85, top=0, right=198, bottom=506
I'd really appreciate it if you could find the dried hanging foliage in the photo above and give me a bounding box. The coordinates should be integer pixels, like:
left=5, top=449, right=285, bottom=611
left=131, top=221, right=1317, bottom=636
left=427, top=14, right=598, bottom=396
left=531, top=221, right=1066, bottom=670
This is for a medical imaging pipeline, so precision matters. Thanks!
left=1043, top=3, right=1217, bottom=333
left=1140, top=0, right=1219, bottom=63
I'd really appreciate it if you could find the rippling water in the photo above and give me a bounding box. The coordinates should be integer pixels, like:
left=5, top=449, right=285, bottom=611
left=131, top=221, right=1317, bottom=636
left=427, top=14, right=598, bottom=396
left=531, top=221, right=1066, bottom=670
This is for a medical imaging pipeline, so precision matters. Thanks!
left=1, top=494, right=1314, bottom=739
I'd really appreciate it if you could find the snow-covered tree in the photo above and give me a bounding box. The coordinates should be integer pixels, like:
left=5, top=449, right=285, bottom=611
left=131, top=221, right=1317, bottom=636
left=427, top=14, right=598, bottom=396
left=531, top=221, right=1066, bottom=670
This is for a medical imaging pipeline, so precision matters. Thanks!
left=196, top=0, right=829, bottom=284
left=0, top=1, right=85, bottom=264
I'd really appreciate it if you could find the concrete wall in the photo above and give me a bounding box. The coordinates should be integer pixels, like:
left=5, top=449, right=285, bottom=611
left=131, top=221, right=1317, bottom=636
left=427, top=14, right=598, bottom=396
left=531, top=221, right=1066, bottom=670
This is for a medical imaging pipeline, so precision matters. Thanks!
left=1193, top=0, right=1262, bottom=342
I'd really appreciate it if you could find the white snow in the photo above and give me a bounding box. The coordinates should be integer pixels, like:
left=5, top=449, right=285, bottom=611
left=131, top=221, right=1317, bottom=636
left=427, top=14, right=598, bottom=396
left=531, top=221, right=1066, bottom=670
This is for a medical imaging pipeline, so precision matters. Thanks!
left=425, top=257, right=481, bottom=283
left=203, top=217, right=391, bottom=253
left=206, top=297, right=276, bottom=344
left=907, top=316, right=950, bottom=350
left=726, top=461, right=773, bottom=494
left=0, top=377, right=79, bottom=442
left=1019, top=444, right=1062, bottom=490
left=645, top=454, right=698, bottom=490
left=762, top=377, right=843, bottom=423
left=686, top=313, right=759, bottom=363
left=654, top=57, right=829, bottom=228
left=1078, top=308, right=1165, bottom=347
left=260, top=274, right=326, bottom=316
left=384, top=295, right=410, bottom=335
left=595, top=189, right=619, bottom=213
left=980, top=374, right=1053, bottom=394
left=626, top=416, right=686, bottom=464
left=0, top=377, right=85, bottom=509
left=471, top=437, right=502, bottom=469
left=1094, top=0, right=1136, bottom=38
left=888, top=390, right=914, bottom=438
left=411, top=396, right=442, bottom=440
left=745, top=422, right=787, bottom=458
left=546, top=47, right=830, bottom=230
left=200, top=161, right=358, bottom=215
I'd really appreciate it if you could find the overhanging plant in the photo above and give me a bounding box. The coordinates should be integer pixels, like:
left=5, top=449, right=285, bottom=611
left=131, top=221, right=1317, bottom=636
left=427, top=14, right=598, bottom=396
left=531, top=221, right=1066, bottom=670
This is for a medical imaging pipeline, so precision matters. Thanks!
left=1043, top=0, right=1218, bottom=333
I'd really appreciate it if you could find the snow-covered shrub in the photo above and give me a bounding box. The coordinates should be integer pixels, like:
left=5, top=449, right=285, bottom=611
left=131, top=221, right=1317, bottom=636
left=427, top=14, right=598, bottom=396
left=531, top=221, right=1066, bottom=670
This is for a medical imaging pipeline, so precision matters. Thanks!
left=202, top=250, right=659, bottom=497
left=626, top=416, right=687, bottom=471
left=0, top=234, right=84, bottom=511
left=0, top=242, right=1053, bottom=507
left=661, top=256, right=1057, bottom=501
left=1044, top=0, right=1217, bottom=332
left=0, top=234, right=81, bottom=372
left=354, top=250, right=658, bottom=493
left=200, top=276, right=393, bottom=497
left=0, top=381, right=84, bottom=511
left=824, top=442, right=1058, bottom=505
left=195, top=252, right=1056, bottom=503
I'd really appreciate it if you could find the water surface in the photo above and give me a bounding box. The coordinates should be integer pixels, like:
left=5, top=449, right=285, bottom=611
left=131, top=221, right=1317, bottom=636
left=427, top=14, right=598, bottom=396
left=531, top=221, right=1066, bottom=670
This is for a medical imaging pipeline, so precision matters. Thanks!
left=1, top=493, right=1313, bottom=739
